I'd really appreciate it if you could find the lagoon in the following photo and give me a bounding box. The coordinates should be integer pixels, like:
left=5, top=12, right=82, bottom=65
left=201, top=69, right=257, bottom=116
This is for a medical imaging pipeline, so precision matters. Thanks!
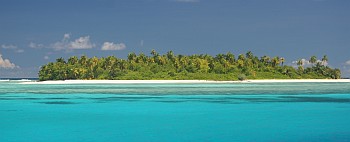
left=1, top=82, right=350, bottom=141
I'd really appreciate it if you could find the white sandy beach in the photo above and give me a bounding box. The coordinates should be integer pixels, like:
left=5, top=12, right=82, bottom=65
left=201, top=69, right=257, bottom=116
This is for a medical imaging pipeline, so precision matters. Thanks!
left=20, top=79, right=350, bottom=84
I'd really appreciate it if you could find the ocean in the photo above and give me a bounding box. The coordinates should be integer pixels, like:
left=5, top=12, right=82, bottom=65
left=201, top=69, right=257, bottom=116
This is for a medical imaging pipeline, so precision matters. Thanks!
left=1, top=82, right=350, bottom=141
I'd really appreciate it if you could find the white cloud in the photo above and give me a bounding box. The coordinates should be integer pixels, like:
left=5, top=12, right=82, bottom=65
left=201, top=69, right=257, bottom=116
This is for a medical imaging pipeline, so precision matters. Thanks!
left=16, top=49, right=24, bottom=53
left=174, top=0, right=200, bottom=2
left=51, top=34, right=95, bottom=51
left=70, top=36, right=95, bottom=50
left=52, top=41, right=68, bottom=51
left=1, top=44, right=17, bottom=49
left=29, top=42, right=44, bottom=49
left=342, top=65, right=350, bottom=78
left=44, top=56, right=49, bottom=60
left=29, top=34, right=128, bottom=52
left=0, top=53, right=17, bottom=69
left=319, top=60, right=328, bottom=66
left=101, top=42, right=126, bottom=51
left=64, top=33, right=71, bottom=40
left=292, top=58, right=310, bottom=66
left=345, top=60, right=350, bottom=65
left=292, top=58, right=328, bottom=67
left=51, top=33, right=71, bottom=51
left=1, top=44, right=24, bottom=53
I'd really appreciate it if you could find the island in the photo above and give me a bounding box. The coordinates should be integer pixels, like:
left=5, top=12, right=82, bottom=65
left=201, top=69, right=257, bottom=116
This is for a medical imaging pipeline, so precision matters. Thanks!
left=38, top=50, right=341, bottom=81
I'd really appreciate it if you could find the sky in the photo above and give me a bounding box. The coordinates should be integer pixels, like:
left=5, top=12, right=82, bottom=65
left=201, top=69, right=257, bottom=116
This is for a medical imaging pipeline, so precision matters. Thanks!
left=0, top=0, right=349, bottom=78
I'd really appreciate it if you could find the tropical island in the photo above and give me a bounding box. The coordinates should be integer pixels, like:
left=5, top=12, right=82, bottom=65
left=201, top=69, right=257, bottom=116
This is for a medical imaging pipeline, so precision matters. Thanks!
left=38, top=50, right=341, bottom=81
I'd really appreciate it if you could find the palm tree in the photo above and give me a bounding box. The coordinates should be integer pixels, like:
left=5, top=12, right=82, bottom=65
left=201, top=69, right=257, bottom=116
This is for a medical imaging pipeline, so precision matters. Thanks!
left=105, top=56, right=116, bottom=70
left=68, top=56, right=78, bottom=65
left=297, top=59, right=304, bottom=66
left=137, top=53, right=147, bottom=63
left=321, top=55, right=328, bottom=66
left=215, top=54, right=225, bottom=61
left=280, top=57, right=285, bottom=66
left=73, top=68, right=79, bottom=79
left=79, top=55, right=88, bottom=66
left=245, top=51, right=253, bottom=59
left=91, top=56, right=99, bottom=67
left=237, top=59, right=244, bottom=68
left=157, top=56, right=167, bottom=65
left=87, top=57, right=99, bottom=79
left=56, top=57, right=66, bottom=64
left=271, top=57, right=280, bottom=67
left=38, top=50, right=341, bottom=80
left=252, top=56, right=260, bottom=68
left=297, top=59, right=304, bottom=72
left=310, top=56, right=317, bottom=66
left=225, top=52, right=235, bottom=63
left=166, top=50, right=175, bottom=62
left=127, top=52, right=137, bottom=62
left=260, top=56, right=270, bottom=65
left=119, top=60, right=128, bottom=70
left=151, top=49, right=158, bottom=57
left=180, top=56, right=189, bottom=69
left=333, top=69, right=341, bottom=79
left=238, top=54, right=245, bottom=61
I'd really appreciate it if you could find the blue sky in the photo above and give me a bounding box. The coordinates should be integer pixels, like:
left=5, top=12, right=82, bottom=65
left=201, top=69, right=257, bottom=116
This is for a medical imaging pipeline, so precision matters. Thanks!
left=0, top=0, right=349, bottom=78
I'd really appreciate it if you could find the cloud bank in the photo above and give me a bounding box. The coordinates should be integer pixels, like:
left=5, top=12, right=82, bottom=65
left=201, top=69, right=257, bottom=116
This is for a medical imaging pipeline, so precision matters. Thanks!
left=292, top=58, right=328, bottom=67
left=1, top=44, right=24, bottom=53
left=51, top=34, right=95, bottom=51
left=1, top=44, right=17, bottom=49
left=0, top=53, right=17, bottom=69
left=345, top=60, right=350, bottom=65
left=70, top=36, right=95, bottom=50
left=29, top=42, right=44, bottom=49
left=31, top=33, right=126, bottom=51
left=342, top=60, right=350, bottom=77
left=29, top=33, right=126, bottom=52
left=101, top=42, right=126, bottom=51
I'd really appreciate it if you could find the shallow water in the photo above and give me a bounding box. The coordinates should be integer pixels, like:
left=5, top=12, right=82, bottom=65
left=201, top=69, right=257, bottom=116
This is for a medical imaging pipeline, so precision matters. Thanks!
left=1, top=82, right=350, bottom=141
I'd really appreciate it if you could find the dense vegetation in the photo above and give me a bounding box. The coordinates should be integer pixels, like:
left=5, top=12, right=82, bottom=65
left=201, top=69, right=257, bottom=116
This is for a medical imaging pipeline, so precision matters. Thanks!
left=38, top=50, right=341, bottom=81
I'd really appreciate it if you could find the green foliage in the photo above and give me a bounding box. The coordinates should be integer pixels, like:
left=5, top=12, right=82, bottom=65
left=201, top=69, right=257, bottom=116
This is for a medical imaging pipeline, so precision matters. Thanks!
left=38, top=50, right=341, bottom=81
left=238, top=74, right=247, bottom=81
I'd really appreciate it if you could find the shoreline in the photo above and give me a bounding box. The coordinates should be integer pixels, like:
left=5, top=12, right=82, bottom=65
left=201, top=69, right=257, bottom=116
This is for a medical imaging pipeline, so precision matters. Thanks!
left=20, top=79, right=350, bottom=84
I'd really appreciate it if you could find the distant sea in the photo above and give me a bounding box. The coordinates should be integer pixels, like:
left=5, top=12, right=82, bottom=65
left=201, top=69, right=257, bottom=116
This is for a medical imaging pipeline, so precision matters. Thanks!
left=1, top=82, right=350, bottom=142
left=0, top=78, right=38, bottom=81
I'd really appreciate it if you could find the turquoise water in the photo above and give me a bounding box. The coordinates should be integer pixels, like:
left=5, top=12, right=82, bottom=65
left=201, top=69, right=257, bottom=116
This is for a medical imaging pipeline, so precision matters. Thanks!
left=1, top=82, right=350, bottom=142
